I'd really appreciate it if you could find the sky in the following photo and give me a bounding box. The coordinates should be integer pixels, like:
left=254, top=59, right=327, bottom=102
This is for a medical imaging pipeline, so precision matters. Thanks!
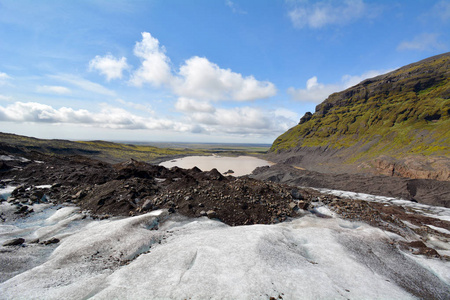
left=0, top=0, right=449, bottom=144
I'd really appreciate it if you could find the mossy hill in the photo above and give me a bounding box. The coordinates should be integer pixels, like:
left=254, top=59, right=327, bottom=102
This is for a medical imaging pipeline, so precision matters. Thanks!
left=0, top=132, right=269, bottom=164
left=0, top=132, right=203, bottom=163
left=270, top=53, right=450, bottom=180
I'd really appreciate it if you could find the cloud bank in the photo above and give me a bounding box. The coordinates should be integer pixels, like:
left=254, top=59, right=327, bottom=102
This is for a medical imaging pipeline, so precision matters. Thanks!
left=0, top=102, right=175, bottom=130
left=174, top=98, right=298, bottom=136
left=0, top=101, right=298, bottom=138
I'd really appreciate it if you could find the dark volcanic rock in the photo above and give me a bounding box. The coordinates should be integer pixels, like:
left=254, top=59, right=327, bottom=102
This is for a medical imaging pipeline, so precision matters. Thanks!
left=2, top=238, right=25, bottom=246
left=0, top=149, right=321, bottom=225
left=2, top=143, right=449, bottom=252
left=251, top=164, right=450, bottom=207
left=41, top=238, right=60, bottom=245
left=299, top=111, right=312, bottom=124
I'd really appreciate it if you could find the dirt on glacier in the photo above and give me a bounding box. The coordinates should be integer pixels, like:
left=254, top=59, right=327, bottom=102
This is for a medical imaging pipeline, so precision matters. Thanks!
left=1, top=146, right=449, bottom=260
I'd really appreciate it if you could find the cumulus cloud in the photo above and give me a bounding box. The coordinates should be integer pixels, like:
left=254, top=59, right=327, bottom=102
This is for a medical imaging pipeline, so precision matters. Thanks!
left=36, top=85, right=71, bottom=95
left=177, top=103, right=298, bottom=137
left=174, top=56, right=276, bottom=101
left=0, top=101, right=179, bottom=130
left=288, top=76, right=340, bottom=103
left=288, top=0, right=367, bottom=29
left=129, top=33, right=276, bottom=102
left=130, top=32, right=173, bottom=87
left=288, top=70, right=389, bottom=103
left=89, top=54, right=129, bottom=81
left=397, top=33, right=446, bottom=52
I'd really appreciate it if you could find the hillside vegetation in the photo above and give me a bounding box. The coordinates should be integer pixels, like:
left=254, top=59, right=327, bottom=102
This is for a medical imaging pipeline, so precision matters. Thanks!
left=270, top=53, right=450, bottom=180
left=0, top=133, right=269, bottom=164
left=0, top=132, right=202, bottom=163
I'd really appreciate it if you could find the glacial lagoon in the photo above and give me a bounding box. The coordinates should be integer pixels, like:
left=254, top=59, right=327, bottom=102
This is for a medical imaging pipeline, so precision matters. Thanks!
left=159, top=155, right=273, bottom=176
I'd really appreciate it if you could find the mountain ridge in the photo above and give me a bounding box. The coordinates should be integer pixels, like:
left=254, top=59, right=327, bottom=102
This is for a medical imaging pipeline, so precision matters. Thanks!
left=270, top=53, right=450, bottom=181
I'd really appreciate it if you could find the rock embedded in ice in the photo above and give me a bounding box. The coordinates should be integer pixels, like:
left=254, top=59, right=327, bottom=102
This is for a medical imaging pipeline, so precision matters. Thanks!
left=41, top=238, right=60, bottom=245
left=2, top=238, right=25, bottom=246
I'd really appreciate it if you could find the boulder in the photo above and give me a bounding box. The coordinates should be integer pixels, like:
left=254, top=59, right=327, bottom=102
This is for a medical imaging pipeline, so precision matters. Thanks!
left=206, top=210, right=217, bottom=219
left=3, top=238, right=25, bottom=246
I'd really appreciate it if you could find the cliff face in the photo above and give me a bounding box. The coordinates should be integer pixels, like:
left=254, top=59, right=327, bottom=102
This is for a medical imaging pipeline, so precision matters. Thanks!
left=270, top=53, right=450, bottom=180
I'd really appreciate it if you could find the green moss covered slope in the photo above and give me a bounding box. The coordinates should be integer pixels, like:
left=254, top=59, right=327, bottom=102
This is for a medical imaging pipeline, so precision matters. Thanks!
left=271, top=53, right=450, bottom=162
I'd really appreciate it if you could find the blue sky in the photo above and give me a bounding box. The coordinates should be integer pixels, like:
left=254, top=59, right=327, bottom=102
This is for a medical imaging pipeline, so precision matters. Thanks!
left=0, top=0, right=449, bottom=143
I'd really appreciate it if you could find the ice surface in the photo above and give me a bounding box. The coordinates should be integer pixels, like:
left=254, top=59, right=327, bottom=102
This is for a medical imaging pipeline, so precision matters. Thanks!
left=0, top=186, right=16, bottom=200
left=35, top=185, right=52, bottom=189
left=316, top=187, right=450, bottom=221
left=0, top=155, right=29, bottom=162
left=2, top=207, right=449, bottom=299
left=426, top=224, right=450, bottom=235
left=1, top=185, right=449, bottom=299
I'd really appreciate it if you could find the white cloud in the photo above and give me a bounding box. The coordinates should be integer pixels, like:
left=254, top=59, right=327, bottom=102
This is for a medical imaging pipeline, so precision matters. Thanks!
left=0, top=99, right=297, bottom=139
left=174, top=56, right=276, bottom=101
left=49, top=74, right=116, bottom=97
left=178, top=103, right=298, bottom=137
left=130, top=32, right=173, bottom=87
left=288, top=70, right=389, bottom=103
left=130, top=33, right=276, bottom=102
left=89, top=54, right=129, bottom=81
left=274, top=108, right=299, bottom=121
left=0, top=72, right=11, bottom=85
left=0, top=95, right=13, bottom=101
left=0, top=101, right=179, bottom=130
left=216, top=107, right=271, bottom=129
left=341, top=70, right=389, bottom=87
left=288, top=76, right=340, bottom=103
left=36, top=85, right=71, bottom=95
left=0, top=72, right=10, bottom=80
left=288, top=0, right=367, bottom=29
left=175, top=97, right=215, bottom=113
left=397, top=33, right=446, bottom=52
